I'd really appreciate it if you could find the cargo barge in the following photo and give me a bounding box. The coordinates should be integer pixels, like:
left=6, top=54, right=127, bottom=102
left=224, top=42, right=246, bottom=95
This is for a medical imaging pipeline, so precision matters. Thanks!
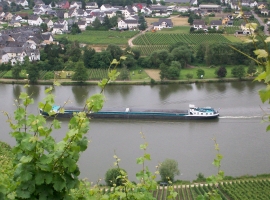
left=40, top=104, right=219, bottom=120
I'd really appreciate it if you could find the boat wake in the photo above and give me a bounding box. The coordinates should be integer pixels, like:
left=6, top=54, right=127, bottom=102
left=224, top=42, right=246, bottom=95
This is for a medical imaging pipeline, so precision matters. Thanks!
left=219, top=116, right=262, bottom=119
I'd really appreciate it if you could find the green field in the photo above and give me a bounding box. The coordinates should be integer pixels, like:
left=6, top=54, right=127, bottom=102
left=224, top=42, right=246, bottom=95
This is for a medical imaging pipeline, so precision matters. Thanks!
left=133, top=33, right=232, bottom=55
left=55, top=30, right=139, bottom=45
left=158, top=26, right=190, bottom=34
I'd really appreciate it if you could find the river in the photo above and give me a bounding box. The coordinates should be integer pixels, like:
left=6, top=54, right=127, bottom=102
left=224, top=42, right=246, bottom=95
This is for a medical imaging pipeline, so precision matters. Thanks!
left=0, top=81, right=269, bottom=183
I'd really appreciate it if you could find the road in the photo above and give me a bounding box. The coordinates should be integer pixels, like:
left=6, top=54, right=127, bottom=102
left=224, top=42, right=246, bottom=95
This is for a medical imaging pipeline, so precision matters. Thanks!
left=128, top=25, right=153, bottom=47
left=251, top=10, right=269, bottom=35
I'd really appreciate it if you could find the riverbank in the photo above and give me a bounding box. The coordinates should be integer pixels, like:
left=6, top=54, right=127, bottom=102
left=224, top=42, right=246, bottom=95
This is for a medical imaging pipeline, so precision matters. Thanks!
left=0, top=77, right=255, bottom=86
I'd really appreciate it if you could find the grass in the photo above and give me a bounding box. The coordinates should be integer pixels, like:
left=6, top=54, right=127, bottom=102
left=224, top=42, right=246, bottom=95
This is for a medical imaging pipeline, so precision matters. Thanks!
left=129, top=69, right=150, bottom=80
left=159, top=26, right=190, bottom=34
left=179, top=66, right=249, bottom=80
left=54, top=30, right=139, bottom=45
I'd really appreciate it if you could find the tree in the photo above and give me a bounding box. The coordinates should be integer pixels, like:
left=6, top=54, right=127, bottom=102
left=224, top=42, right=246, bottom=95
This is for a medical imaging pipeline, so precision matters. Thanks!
left=105, top=168, right=127, bottom=186
left=83, top=47, right=96, bottom=68
left=70, top=23, right=81, bottom=34
left=103, top=15, right=112, bottom=29
left=72, top=61, right=89, bottom=82
left=159, top=63, right=169, bottom=80
left=231, top=66, right=245, bottom=79
left=247, top=61, right=257, bottom=76
left=92, top=18, right=102, bottom=29
left=186, top=73, right=193, bottom=80
left=197, top=69, right=205, bottom=79
left=159, top=159, right=180, bottom=182
left=216, top=66, right=227, bottom=78
left=12, top=63, right=21, bottom=80
left=40, top=23, right=48, bottom=32
left=119, top=66, right=130, bottom=80
left=106, top=44, right=123, bottom=60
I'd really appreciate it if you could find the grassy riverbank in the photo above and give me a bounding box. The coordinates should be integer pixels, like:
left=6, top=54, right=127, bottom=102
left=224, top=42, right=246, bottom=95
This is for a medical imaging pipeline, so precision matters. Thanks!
left=0, top=66, right=256, bottom=86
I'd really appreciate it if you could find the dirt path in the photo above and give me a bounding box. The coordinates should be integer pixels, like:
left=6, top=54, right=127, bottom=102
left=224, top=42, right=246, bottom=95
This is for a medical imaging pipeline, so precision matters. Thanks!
left=144, top=69, right=161, bottom=81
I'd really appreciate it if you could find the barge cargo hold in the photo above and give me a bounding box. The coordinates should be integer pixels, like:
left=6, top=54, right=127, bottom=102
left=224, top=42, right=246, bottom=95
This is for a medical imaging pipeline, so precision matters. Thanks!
left=40, top=104, right=219, bottom=120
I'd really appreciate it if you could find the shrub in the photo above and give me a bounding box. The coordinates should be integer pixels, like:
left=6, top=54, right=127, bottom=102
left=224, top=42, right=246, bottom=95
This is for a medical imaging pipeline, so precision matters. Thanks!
left=216, top=66, right=227, bottom=78
left=186, top=73, right=193, bottom=80
left=159, top=159, right=180, bottom=182
left=43, top=72, right=54, bottom=80
left=105, top=168, right=127, bottom=187
left=231, top=66, right=245, bottom=79
left=196, top=69, right=205, bottom=79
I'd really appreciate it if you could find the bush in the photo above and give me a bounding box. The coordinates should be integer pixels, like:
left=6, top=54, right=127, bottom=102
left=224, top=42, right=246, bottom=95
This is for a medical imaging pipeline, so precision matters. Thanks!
left=43, top=72, right=54, bottom=80
left=196, top=69, right=205, bottom=79
left=159, top=159, right=180, bottom=182
left=105, top=168, right=127, bottom=187
left=186, top=73, right=193, bottom=80
left=231, top=66, right=245, bottom=79
left=216, top=66, right=227, bottom=78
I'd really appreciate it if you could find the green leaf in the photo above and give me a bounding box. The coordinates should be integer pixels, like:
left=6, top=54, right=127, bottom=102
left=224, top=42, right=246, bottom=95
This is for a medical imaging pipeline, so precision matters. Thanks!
left=259, top=88, right=270, bottom=103
left=144, top=153, right=151, bottom=161
left=53, top=119, right=61, bottom=129
left=20, top=155, right=33, bottom=163
left=45, top=86, right=53, bottom=94
left=266, top=124, right=270, bottom=131
left=265, top=37, right=270, bottom=43
left=111, top=59, right=119, bottom=65
left=20, top=171, right=33, bottom=181
left=53, top=175, right=66, bottom=191
left=98, top=78, right=108, bottom=89
left=63, top=157, right=77, bottom=172
left=19, top=92, right=28, bottom=100
left=35, top=172, right=45, bottom=185
left=108, top=69, right=120, bottom=81
left=254, top=49, right=268, bottom=59
left=136, top=157, right=144, bottom=164
left=86, top=94, right=104, bottom=112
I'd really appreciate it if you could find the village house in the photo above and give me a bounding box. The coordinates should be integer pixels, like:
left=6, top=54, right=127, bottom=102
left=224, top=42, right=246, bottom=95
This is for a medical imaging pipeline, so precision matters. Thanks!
left=4, top=12, right=13, bottom=21
left=70, top=1, right=82, bottom=9
left=43, top=19, right=54, bottom=30
left=28, top=15, right=43, bottom=26
left=117, top=19, right=138, bottom=30
left=210, top=20, right=222, bottom=29
left=77, top=20, right=87, bottom=31
left=199, top=4, right=222, bottom=12
left=257, top=2, right=267, bottom=9
left=153, top=18, right=173, bottom=30
left=0, top=50, right=9, bottom=64
left=85, top=2, right=98, bottom=10
left=100, top=4, right=112, bottom=11
left=261, top=9, right=269, bottom=15
left=15, top=0, right=28, bottom=8
left=56, top=0, right=70, bottom=9
left=222, top=16, right=230, bottom=25
left=193, top=19, right=206, bottom=30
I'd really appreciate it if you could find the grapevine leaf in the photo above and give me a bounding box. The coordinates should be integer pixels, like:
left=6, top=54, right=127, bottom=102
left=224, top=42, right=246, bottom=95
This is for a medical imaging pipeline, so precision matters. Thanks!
left=111, top=59, right=119, bottom=65
left=98, top=78, right=108, bottom=89
left=53, top=175, right=66, bottom=191
left=144, top=153, right=151, bottom=161
left=20, top=155, right=33, bottom=163
left=63, top=157, right=77, bottom=172
left=136, top=157, right=144, bottom=164
left=35, top=172, right=45, bottom=185
left=86, top=94, right=104, bottom=112
left=254, top=49, right=268, bottom=59
left=108, top=69, right=120, bottom=81
left=254, top=71, right=266, bottom=82
left=259, top=88, right=270, bottom=103
left=20, top=171, right=33, bottom=181
left=266, top=124, right=270, bottom=131
left=45, top=86, right=53, bottom=94
left=53, top=119, right=61, bottom=129
left=265, top=37, right=270, bottom=43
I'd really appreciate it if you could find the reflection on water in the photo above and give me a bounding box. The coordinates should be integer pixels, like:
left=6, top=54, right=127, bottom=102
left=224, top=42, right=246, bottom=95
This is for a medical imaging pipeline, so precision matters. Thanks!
left=26, top=85, right=40, bottom=99
left=12, top=85, right=21, bottom=99
left=72, top=86, right=90, bottom=105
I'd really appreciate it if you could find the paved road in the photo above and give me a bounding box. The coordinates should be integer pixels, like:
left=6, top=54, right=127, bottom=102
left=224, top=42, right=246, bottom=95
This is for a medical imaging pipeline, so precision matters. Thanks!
left=251, top=10, right=269, bottom=35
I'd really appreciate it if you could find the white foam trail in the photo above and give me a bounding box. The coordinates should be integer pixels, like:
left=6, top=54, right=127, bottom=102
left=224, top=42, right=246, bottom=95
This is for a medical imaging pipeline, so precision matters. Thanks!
left=219, top=116, right=262, bottom=119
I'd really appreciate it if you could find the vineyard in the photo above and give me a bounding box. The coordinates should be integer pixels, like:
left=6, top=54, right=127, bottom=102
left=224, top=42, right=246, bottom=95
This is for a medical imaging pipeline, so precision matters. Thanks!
left=233, top=19, right=260, bottom=26
left=55, top=30, right=139, bottom=45
left=132, top=33, right=232, bottom=55
left=90, top=179, right=270, bottom=199
left=160, top=179, right=270, bottom=199
left=224, top=26, right=241, bottom=34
